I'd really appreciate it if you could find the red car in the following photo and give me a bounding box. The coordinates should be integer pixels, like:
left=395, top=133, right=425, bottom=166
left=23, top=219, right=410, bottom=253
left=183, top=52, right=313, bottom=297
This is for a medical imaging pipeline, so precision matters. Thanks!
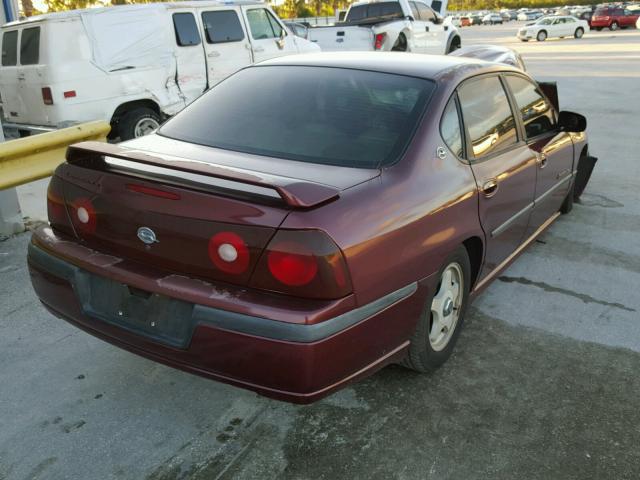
left=28, top=53, right=595, bottom=403
left=590, top=6, right=640, bottom=30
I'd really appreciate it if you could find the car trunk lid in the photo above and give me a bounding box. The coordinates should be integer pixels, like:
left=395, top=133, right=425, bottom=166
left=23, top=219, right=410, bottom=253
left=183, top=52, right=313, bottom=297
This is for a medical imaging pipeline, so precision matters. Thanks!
left=55, top=140, right=379, bottom=288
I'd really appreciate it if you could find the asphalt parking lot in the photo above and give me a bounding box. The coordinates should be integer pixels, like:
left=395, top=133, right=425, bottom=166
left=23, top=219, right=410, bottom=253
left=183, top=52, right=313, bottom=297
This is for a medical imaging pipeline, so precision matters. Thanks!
left=1, top=23, right=640, bottom=480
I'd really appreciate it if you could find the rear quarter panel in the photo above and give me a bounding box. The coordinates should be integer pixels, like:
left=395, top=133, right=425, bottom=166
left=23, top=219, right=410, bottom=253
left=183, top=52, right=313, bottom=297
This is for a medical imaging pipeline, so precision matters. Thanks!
left=281, top=90, right=483, bottom=306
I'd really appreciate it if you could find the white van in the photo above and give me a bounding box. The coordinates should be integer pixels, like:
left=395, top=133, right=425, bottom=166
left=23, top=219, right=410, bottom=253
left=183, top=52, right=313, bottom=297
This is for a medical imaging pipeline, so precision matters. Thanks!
left=0, top=1, right=319, bottom=139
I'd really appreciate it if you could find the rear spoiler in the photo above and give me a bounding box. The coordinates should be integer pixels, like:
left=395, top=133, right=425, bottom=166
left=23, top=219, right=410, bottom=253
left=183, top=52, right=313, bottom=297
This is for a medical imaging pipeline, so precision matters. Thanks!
left=66, top=141, right=340, bottom=209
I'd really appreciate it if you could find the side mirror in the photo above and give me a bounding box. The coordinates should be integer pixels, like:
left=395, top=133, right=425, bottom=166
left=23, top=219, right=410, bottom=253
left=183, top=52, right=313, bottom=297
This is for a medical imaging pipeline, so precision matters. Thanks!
left=434, top=14, right=444, bottom=24
left=558, top=111, right=587, bottom=133
left=406, top=15, right=415, bottom=21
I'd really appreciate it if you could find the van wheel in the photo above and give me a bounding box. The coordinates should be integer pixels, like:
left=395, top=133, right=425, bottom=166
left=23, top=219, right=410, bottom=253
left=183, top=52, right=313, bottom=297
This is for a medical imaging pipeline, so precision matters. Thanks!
left=574, top=27, right=584, bottom=38
left=118, top=108, right=161, bottom=141
left=401, top=246, right=471, bottom=373
left=609, top=21, right=618, bottom=31
left=537, top=30, right=547, bottom=41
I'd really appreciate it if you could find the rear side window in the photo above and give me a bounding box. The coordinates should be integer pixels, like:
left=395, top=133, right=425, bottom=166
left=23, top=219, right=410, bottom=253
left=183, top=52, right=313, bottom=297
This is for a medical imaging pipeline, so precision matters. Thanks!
left=20, top=27, right=40, bottom=65
left=458, top=76, right=518, bottom=159
left=505, top=76, right=557, bottom=139
left=2, top=30, right=18, bottom=66
left=440, top=97, right=463, bottom=157
left=159, top=66, right=435, bottom=168
left=246, top=9, right=283, bottom=39
left=202, top=11, right=245, bottom=43
left=347, top=2, right=403, bottom=22
left=173, top=13, right=201, bottom=46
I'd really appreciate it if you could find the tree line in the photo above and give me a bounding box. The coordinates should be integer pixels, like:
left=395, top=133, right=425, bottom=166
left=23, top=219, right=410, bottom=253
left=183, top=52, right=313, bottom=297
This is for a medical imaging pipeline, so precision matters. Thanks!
left=18, top=0, right=600, bottom=18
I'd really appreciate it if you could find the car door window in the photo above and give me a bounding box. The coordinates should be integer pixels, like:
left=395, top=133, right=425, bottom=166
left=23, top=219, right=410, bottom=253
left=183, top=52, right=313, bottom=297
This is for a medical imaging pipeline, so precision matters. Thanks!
left=172, top=13, right=201, bottom=46
left=20, top=27, right=40, bottom=65
left=458, top=76, right=518, bottom=160
left=440, top=97, right=463, bottom=157
left=246, top=8, right=283, bottom=39
left=1, top=30, right=18, bottom=66
left=202, top=10, right=245, bottom=43
left=505, top=76, right=557, bottom=140
left=416, top=3, right=436, bottom=22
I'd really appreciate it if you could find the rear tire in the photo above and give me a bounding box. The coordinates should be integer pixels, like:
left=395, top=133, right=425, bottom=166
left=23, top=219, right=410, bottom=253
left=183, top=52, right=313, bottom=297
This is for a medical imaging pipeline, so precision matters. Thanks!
left=401, top=246, right=471, bottom=373
left=537, top=30, right=547, bottom=41
left=118, top=107, right=161, bottom=141
left=575, top=27, right=584, bottom=38
left=610, top=21, right=618, bottom=31
left=391, top=33, right=407, bottom=52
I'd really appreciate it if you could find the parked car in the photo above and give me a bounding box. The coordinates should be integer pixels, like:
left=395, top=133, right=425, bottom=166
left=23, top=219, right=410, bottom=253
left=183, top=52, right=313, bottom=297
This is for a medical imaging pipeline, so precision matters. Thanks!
left=307, top=0, right=461, bottom=54
left=517, top=10, right=542, bottom=21
left=450, top=44, right=526, bottom=70
left=0, top=2, right=319, bottom=140
left=284, top=21, right=309, bottom=39
left=460, top=15, right=471, bottom=26
left=518, top=15, right=589, bottom=41
left=28, top=52, right=595, bottom=403
left=500, top=11, right=512, bottom=22
left=482, top=13, right=503, bottom=25
left=470, top=14, right=483, bottom=25
left=590, top=6, right=640, bottom=30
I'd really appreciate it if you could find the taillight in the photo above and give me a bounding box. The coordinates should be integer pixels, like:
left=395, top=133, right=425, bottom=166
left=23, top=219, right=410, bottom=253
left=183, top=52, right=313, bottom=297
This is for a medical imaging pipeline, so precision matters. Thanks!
left=42, top=87, right=53, bottom=105
left=47, top=175, right=73, bottom=235
left=208, top=231, right=250, bottom=275
left=374, top=33, right=386, bottom=50
left=250, top=230, right=352, bottom=299
left=69, top=197, right=97, bottom=235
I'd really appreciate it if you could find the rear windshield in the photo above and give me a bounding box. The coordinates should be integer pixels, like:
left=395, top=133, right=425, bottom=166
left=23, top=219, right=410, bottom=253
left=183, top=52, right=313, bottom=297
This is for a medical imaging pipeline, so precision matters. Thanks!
left=20, top=27, right=40, bottom=65
left=1, top=30, right=18, bottom=66
left=159, top=66, right=434, bottom=168
left=346, top=2, right=404, bottom=22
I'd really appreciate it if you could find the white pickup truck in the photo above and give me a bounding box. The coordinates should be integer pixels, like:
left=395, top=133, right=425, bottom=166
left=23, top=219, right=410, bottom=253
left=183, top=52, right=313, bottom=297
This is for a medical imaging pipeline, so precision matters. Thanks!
left=0, top=1, right=319, bottom=140
left=308, top=0, right=461, bottom=55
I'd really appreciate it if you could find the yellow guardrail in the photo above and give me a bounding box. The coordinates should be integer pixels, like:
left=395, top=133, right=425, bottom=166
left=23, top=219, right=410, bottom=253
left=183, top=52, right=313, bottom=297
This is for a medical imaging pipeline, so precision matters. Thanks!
left=0, top=121, right=111, bottom=190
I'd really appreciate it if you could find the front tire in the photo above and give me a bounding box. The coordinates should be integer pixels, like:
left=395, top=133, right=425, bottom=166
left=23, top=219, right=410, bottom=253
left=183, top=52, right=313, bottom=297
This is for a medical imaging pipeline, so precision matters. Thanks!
left=537, top=30, right=547, bottom=41
left=118, top=107, right=161, bottom=141
left=575, top=27, right=584, bottom=38
left=402, top=246, right=471, bottom=373
left=610, top=21, right=618, bottom=31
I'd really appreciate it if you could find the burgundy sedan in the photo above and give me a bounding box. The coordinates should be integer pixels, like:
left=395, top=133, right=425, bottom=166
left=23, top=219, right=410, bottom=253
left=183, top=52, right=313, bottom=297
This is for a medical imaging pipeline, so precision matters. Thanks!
left=28, top=53, right=595, bottom=403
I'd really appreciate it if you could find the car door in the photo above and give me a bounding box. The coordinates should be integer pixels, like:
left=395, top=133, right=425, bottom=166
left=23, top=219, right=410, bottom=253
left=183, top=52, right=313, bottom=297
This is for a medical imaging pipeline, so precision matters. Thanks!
left=415, top=2, right=444, bottom=53
left=170, top=10, right=207, bottom=103
left=198, top=7, right=252, bottom=87
left=504, top=74, right=575, bottom=237
left=241, top=7, right=297, bottom=63
left=408, top=1, right=428, bottom=52
left=457, top=74, right=537, bottom=278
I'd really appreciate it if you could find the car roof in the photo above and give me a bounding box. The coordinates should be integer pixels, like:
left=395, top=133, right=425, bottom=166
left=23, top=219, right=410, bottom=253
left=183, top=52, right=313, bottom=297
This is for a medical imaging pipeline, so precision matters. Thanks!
left=257, top=52, right=521, bottom=83
left=2, top=0, right=262, bottom=26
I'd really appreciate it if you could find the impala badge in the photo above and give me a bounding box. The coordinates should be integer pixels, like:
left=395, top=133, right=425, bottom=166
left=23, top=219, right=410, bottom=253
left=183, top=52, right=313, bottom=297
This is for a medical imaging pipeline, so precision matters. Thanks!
left=137, top=227, right=158, bottom=245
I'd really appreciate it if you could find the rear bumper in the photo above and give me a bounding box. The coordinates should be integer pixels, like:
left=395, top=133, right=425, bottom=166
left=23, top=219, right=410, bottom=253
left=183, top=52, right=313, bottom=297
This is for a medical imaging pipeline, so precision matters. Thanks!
left=28, top=230, right=426, bottom=403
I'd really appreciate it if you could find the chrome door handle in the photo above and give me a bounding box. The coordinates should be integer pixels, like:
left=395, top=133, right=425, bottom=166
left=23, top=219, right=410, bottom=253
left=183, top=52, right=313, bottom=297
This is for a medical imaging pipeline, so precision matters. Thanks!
left=538, top=153, right=548, bottom=169
left=481, top=179, right=499, bottom=198
left=254, top=46, right=265, bottom=52
left=207, top=51, right=221, bottom=58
